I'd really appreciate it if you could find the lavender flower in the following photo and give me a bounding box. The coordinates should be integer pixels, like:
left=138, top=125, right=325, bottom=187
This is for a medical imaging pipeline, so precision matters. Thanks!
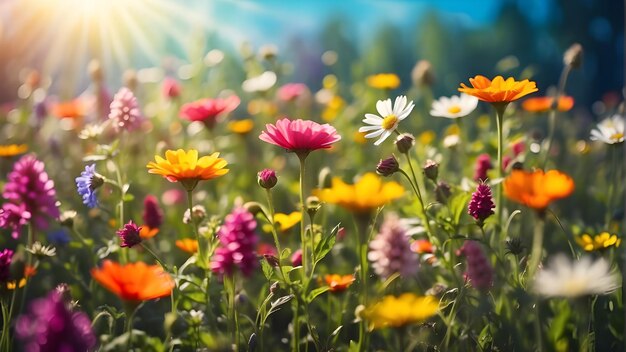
left=15, top=290, right=96, bottom=352
left=109, top=87, right=143, bottom=132
left=368, top=213, right=418, bottom=279
left=473, top=153, right=492, bottom=182
left=458, top=241, right=493, bottom=291
left=210, top=206, right=258, bottom=277
left=75, top=164, right=103, bottom=208
left=116, top=221, right=142, bottom=248
left=1, top=155, right=59, bottom=234
left=0, top=249, right=14, bottom=282
left=468, top=183, right=495, bottom=226
left=142, top=195, right=163, bottom=229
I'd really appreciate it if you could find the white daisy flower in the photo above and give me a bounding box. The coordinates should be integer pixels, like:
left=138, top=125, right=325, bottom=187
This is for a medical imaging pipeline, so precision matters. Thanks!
left=359, top=95, right=415, bottom=146
left=26, top=241, right=57, bottom=258
left=533, top=254, right=621, bottom=298
left=430, top=94, right=478, bottom=119
left=590, top=114, right=625, bottom=144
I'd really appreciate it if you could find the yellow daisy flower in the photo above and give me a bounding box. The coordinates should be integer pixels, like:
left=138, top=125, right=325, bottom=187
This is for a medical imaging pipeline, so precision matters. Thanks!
left=228, top=119, right=254, bottom=135
left=575, top=232, right=621, bottom=251
left=147, top=149, right=228, bottom=191
left=362, top=293, right=438, bottom=330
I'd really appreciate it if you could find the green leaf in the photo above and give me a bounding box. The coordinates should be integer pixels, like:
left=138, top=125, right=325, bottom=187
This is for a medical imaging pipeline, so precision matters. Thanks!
left=122, top=193, right=135, bottom=202
left=449, top=191, right=471, bottom=226
left=261, top=258, right=274, bottom=281
left=307, top=286, right=330, bottom=303
left=313, top=223, right=340, bottom=265
left=280, top=248, right=292, bottom=260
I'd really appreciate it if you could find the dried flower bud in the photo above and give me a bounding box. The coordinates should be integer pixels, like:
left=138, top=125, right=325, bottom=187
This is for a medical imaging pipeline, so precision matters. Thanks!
left=395, top=133, right=415, bottom=154
left=263, top=254, right=280, bottom=267
left=257, top=169, right=278, bottom=189
left=59, top=210, right=77, bottom=228
left=505, top=237, right=525, bottom=256
left=183, top=205, right=206, bottom=225
left=423, top=159, right=439, bottom=181
left=376, top=155, right=399, bottom=177
left=411, top=60, right=435, bottom=87
left=563, top=43, right=583, bottom=69
left=306, top=196, right=321, bottom=218
left=435, top=181, right=452, bottom=203
left=270, top=281, right=280, bottom=294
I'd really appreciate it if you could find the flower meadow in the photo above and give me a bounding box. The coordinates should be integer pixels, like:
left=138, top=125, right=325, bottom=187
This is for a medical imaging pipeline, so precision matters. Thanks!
left=0, top=38, right=625, bottom=352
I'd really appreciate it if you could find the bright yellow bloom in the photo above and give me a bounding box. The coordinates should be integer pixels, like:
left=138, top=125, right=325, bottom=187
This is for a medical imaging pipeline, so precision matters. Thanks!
left=274, top=212, right=302, bottom=232
left=7, top=278, right=26, bottom=290
left=0, top=144, right=27, bottom=157
left=458, top=75, right=538, bottom=103
left=228, top=119, right=254, bottom=135
left=576, top=232, right=621, bottom=251
left=367, top=73, right=400, bottom=90
left=363, top=294, right=438, bottom=330
left=313, top=172, right=404, bottom=213
left=147, top=149, right=228, bottom=190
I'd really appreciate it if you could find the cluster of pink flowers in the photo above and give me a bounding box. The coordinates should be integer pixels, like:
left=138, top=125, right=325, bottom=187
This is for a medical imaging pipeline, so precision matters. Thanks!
left=458, top=241, right=493, bottom=291
left=0, top=155, right=59, bottom=238
left=468, top=183, right=496, bottom=225
left=109, top=87, right=143, bottom=132
left=210, top=206, right=259, bottom=277
left=473, top=154, right=493, bottom=181
left=368, top=213, right=418, bottom=279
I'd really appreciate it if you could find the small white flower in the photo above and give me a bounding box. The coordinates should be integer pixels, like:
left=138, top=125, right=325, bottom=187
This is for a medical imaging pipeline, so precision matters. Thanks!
left=590, top=114, right=625, bottom=144
left=430, top=94, right=478, bottom=119
left=78, top=124, right=104, bottom=140
left=242, top=71, right=277, bottom=93
left=359, top=95, right=415, bottom=146
left=533, top=254, right=621, bottom=298
left=188, top=309, right=205, bottom=325
left=26, top=241, right=57, bottom=257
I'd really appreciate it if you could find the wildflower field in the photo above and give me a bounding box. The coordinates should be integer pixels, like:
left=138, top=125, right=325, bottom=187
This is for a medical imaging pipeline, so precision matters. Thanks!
left=0, top=1, right=624, bottom=351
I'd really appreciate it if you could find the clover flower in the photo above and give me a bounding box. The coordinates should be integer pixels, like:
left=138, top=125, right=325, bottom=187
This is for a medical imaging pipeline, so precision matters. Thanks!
left=368, top=213, right=418, bottom=279
left=210, top=206, right=258, bottom=277
left=468, top=183, right=495, bottom=225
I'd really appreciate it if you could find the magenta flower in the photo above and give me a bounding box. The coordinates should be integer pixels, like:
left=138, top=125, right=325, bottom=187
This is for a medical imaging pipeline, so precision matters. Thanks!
left=116, top=220, right=142, bottom=248
left=1, top=155, right=59, bottom=237
left=473, top=153, right=493, bottom=182
left=162, top=77, right=182, bottom=99
left=368, top=213, right=418, bottom=279
left=468, top=183, right=495, bottom=226
left=179, top=95, right=240, bottom=129
left=109, top=87, right=143, bottom=132
left=259, top=118, right=341, bottom=157
left=15, top=290, right=96, bottom=352
left=0, top=249, right=14, bottom=282
left=277, top=83, right=308, bottom=102
left=210, top=206, right=258, bottom=277
left=290, top=248, right=303, bottom=267
left=458, top=241, right=493, bottom=291
left=257, top=169, right=278, bottom=189
left=142, top=195, right=164, bottom=229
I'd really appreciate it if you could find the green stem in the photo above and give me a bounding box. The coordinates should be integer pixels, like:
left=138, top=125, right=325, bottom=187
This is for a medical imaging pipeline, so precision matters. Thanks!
left=225, top=274, right=240, bottom=351
left=186, top=191, right=205, bottom=267
left=401, top=154, right=434, bottom=237
left=112, top=160, right=128, bottom=264
left=140, top=243, right=168, bottom=270
left=264, top=189, right=287, bottom=283
left=542, top=65, right=572, bottom=169
left=124, top=304, right=138, bottom=351
left=527, top=214, right=545, bottom=281
left=493, top=104, right=507, bottom=239
left=297, top=154, right=308, bottom=279
left=442, top=285, right=465, bottom=349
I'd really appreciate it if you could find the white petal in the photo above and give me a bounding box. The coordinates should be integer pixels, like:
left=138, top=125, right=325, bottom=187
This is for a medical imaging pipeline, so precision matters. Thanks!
left=374, top=130, right=393, bottom=145
left=364, top=129, right=385, bottom=138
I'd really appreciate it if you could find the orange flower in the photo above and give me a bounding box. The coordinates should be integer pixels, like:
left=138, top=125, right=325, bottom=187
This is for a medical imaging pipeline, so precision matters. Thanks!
left=139, top=226, right=159, bottom=239
left=522, top=96, right=574, bottom=113
left=0, top=144, right=27, bottom=157
left=459, top=75, right=538, bottom=103
left=52, top=100, right=85, bottom=119
left=503, top=169, right=574, bottom=210
left=325, top=274, right=355, bottom=292
left=147, top=149, right=228, bottom=190
left=91, top=260, right=174, bottom=302
left=175, top=238, right=199, bottom=254
left=410, top=239, right=434, bottom=254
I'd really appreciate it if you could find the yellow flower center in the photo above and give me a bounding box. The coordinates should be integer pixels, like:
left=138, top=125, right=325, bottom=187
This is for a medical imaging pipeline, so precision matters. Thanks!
left=447, top=105, right=461, bottom=114
left=610, top=132, right=624, bottom=141
left=381, top=114, right=398, bottom=130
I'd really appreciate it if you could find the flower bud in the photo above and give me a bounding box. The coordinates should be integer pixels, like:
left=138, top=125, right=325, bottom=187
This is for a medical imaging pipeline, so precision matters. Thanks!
left=306, top=196, right=321, bottom=218
left=505, top=237, right=525, bottom=256
left=59, top=210, right=77, bottom=228
left=395, top=133, right=415, bottom=154
left=376, top=155, right=399, bottom=177
left=435, top=181, right=452, bottom=203
left=563, top=43, right=583, bottom=69
left=243, top=202, right=264, bottom=216
left=257, top=169, right=278, bottom=189
left=263, top=254, right=280, bottom=267
left=290, top=249, right=303, bottom=267
left=183, top=205, right=206, bottom=225
left=423, top=159, right=439, bottom=181
left=270, top=281, right=280, bottom=294
left=411, top=60, right=435, bottom=87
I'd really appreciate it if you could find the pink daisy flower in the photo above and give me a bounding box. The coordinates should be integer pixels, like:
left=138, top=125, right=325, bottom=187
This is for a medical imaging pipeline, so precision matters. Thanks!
left=277, top=83, right=308, bottom=102
left=179, top=95, right=240, bottom=129
left=259, top=118, right=341, bottom=157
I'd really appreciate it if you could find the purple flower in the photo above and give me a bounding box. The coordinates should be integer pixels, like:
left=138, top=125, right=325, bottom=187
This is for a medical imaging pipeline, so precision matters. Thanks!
left=458, top=241, right=493, bottom=291
left=368, top=213, right=418, bottom=279
left=1, top=155, right=59, bottom=235
left=142, top=195, right=163, bottom=229
left=473, top=153, right=492, bottom=182
left=468, top=183, right=495, bottom=225
left=0, top=249, right=14, bottom=282
left=210, top=206, right=258, bottom=277
left=109, top=87, right=143, bottom=132
left=257, top=169, right=277, bottom=189
left=0, top=203, right=31, bottom=239
left=15, top=290, right=96, bottom=352
left=75, top=164, right=103, bottom=208
left=116, top=221, right=142, bottom=248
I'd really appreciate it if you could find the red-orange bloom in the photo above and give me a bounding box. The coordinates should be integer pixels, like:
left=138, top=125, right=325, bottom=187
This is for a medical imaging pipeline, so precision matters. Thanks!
left=521, top=96, right=574, bottom=113
left=175, top=238, right=199, bottom=254
left=459, top=75, right=538, bottom=103
left=52, top=100, right=85, bottom=119
left=91, top=260, right=174, bottom=302
left=503, top=169, right=574, bottom=210
left=410, top=239, right=434, bottom=254
left=324, top=274, right=355, bottom=292
left=139, top=226, right=159, bottom=239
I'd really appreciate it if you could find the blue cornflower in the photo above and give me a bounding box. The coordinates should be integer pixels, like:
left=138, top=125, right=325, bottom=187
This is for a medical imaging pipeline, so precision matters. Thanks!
left=75, top=164, right=103, bottom=208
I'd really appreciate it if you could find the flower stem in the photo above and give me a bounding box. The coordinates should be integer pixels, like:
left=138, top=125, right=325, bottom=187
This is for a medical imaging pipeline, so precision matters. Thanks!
left=140, top=243, right=168, bottom=271
left=186, top=190, right=205, bottom=268
left=124, top=304, right=138, bottom=351
left=493, top=104, right=507, bottom=239
left=225, top=274, right=240, bottom=351
left=402, top=154, right=433, bottom=237
left=542, top=64, right=572, bottom=169
left=527, top=214, right=545, bottom=281
left=297, top=154, right=309, bottom=279
left=264, top=189, right=289, bottom=284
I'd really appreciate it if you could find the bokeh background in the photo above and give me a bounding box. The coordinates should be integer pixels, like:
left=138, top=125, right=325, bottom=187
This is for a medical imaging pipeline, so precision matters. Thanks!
left=0, top=0, right=623, bottom=111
